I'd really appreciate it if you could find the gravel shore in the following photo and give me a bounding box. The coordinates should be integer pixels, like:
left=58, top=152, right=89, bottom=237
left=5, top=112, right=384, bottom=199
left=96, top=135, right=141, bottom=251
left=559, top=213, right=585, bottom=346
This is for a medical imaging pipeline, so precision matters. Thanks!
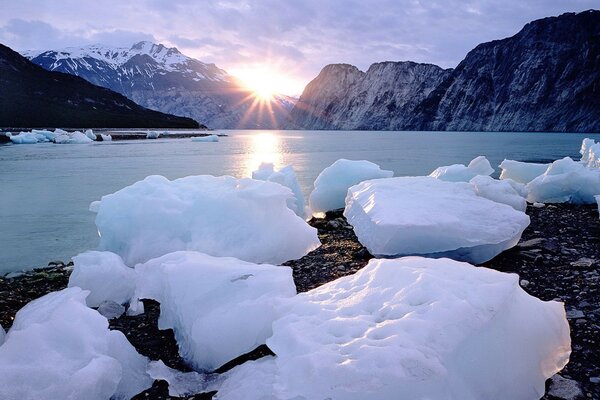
left=1, top=203, right=598, bottom=399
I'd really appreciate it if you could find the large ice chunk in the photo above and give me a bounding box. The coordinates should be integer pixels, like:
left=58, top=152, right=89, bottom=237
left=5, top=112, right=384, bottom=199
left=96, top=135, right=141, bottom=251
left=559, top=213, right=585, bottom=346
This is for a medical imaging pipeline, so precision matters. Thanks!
left=429, top=156, right=494, bottom=182
left=580, top=138, right=600, bottom=169
left=469, top=175, right=528, bottom=212
left=134, top=251, right=296, bottom=371
left=191, top=135, right=219, bottom=142
left=54, top=131, right=94, bottom=144
left=0, top=287, right=152, bottom=400
left=9, top=131, right=43, bottom=144
left=526, top=157, right=600, bottom=204
left=344, top=177, right=530, bottom=263
left=308, top=159, right=393, bottom=214
left=94, top=175, right=320, bottom=265
left=252, top=163, right=306, bottom=218
left=85, top=129, right=97, bottom=141
left=219, top=257, right=571, bottom=400
left=499, top=160, right=550, bottom=184
left=68, top=251, right=136, bottom=307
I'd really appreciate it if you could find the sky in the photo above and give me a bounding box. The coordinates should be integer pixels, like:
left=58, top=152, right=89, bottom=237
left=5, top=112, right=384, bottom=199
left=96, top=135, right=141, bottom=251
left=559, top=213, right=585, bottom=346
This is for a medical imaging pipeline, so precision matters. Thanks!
left=0, top=0, right=597, bottom=95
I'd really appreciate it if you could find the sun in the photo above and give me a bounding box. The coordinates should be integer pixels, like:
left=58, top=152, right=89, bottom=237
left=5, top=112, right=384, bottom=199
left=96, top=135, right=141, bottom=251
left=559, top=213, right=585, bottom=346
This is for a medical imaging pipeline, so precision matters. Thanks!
left=229, top=64, right=302, bottom=100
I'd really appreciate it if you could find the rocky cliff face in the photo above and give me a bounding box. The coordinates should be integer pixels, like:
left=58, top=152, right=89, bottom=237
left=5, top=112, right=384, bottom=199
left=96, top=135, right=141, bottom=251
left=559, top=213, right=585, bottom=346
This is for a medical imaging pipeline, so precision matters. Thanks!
left=290, top=10, right=600, bottom=133
left=25, top=42, right=295, bottom=129
left=289, top=62, right=449, bottom=129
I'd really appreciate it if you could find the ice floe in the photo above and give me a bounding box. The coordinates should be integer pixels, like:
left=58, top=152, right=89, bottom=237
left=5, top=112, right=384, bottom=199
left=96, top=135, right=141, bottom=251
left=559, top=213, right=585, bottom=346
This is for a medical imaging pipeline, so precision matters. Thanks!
left=526, top=157, right=600, bottom=204
left=344, top=176, right=530, bottom=263
left=0, top=287, right=152, bottom=400
left=499, top=160, right=550, bottom=184
left=429, top=155, right=494, bottom=182
left=308, top=159, right=393, bottom=215
left=93, top=175, right=320, bottom=265
left=69, top=251, right=136, bottom=307
left=191, top=134, right=219, bottom=142
left=469, top=175, right=528, bottom=212
left=218, top=257, right=571, bottom=400
left=252, top=163, right=306, bottom=218
left=133, top=251, right=296, bottom=371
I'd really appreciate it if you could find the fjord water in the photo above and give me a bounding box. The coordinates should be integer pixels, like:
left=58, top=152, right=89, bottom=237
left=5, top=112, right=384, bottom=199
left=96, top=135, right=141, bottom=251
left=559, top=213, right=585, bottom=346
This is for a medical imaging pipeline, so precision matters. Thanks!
left=1, top=129, right=599, bottom=274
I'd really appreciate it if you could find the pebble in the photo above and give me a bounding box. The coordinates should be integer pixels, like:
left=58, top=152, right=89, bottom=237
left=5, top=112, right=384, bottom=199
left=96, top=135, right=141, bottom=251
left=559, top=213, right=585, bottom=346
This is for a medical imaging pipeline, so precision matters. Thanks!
left=566, top=309, right=585, bottom=319
left=533, top=202, right=546, bottom=208
left=570, top=258, right=595, bottom=268
left=520, top=279, right=530, bottom=287
left=548, top=374, right=584, bottom=399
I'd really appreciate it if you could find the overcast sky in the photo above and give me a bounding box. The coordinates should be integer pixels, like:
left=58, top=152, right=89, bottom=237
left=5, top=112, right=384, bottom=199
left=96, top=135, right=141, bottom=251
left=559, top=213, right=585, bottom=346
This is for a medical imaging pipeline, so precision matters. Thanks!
left=1, top=0, right=597, bottom=94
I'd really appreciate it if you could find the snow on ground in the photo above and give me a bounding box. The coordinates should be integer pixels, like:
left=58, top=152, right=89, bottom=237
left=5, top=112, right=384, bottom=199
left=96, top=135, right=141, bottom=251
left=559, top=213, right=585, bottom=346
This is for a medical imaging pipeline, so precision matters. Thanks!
left=218, top=257, right=571, bottom=400
left=252, top=163, right=306, bottom=218
left=469, top=175, right=528, bottom=212
left=429, top=156, right=494, bottom=182
left=0, top=287, right=152, bottom=400
left=526, top=157, right=600, bottom=204
left=344, top=177, right=530, bottom=263
left=191, top=135, right=219, bottom=142
left=580, top=138, right=600, bottom=169
left=308, top=159, right=393, bottom=215
left=499, top=160, right=550, bottom=184
left=68, top=251, right=136, bottom=307
left=93, top=175, right=320, bottom=265
left=134, top=251, right=296, bottom=371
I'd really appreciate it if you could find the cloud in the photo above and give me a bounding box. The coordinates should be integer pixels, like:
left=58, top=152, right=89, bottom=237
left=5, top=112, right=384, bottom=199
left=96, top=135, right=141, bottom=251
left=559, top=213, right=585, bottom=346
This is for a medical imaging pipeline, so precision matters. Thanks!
left=1, top=0, right=597, bottom=89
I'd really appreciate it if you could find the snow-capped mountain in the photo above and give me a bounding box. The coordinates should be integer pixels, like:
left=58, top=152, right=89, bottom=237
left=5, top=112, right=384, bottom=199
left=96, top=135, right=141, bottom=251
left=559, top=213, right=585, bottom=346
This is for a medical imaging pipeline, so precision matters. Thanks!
left=24, top=42, right=295, bottom=128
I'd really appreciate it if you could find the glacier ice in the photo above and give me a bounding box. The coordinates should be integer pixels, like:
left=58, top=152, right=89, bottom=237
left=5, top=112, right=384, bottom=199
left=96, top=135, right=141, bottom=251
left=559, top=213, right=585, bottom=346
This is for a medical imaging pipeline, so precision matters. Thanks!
left=100, top=133, right=112, bottom=141
left=148, top=360, right=221, bottom=397
left=146, top=131, right=160, bottom=139
left=68, top=251, right=136, bottom=307
left=191, top=134, right=219, bottom=142
left=499, top=159, right=550, bottom=184
left=344, top=177, right=530, bottom=263
left=580, top=138, right=600, bottom=169
left=308, top=159, right=393, bottom=215
left=0, top=287, right=152, bottom=400
left=469, top=175, right=528, bottom=212
left=93, top=175, right=320, bottom=265
left=252, top=163, right=306, bottom=218
left=85, top=129, right=97, bottom=141
left=54, top=131, right=94, bottom=144
left=526, top=157, right=600, bottom=204
left=429, top=155, right=494, bottom=182
left=218, top=257, right=571, bottom=400
left=133, top=251, right=296, bottom=371
left=9, top=131, right=44, bottom=144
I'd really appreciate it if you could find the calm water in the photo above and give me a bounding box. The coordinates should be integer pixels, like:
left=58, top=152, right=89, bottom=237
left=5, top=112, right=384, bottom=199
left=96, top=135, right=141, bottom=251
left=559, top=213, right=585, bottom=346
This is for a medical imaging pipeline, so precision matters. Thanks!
left=1, top=130, right=599, bottom=273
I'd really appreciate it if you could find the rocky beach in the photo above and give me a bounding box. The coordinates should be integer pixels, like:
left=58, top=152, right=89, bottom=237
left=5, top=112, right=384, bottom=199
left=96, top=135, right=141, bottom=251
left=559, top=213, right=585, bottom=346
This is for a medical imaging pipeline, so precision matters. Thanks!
left=1, top=203, right=598, bottom=400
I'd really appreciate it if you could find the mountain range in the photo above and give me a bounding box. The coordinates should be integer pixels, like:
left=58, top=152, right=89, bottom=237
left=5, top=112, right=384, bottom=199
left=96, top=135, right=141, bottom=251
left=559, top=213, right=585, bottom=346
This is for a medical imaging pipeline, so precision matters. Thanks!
left=289, top=10, right=600, bottom=133
left=25, top=42, right=295, bottom=129
left=0, top=44, right=198, bottom=129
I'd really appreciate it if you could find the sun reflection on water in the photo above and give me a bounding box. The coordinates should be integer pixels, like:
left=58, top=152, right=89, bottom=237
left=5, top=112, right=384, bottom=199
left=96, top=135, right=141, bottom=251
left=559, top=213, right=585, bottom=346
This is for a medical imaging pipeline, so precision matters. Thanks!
left=244, top=132, right=284, bottom=177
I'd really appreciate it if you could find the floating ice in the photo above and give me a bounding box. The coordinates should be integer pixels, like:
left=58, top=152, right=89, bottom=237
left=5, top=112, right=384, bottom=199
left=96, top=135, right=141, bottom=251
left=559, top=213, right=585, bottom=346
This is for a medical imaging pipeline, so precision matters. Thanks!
left=499, top=160, right=550, bottom=184
left=526, top=157, right=600, bottom=204
left=0, top=287, right=152, bottom=400
left=94, top=175, right=319, bottom=265
left=344, top=177, right=530, bottom=263
left=146, top=131, right=160, bottom=139
left=134, top=251, right=296, bottom=371
left=429, top=156, right=494, bottom=182
left=89, top=200, right=101, bottom=213
left=100, top=134, right=112, bottom=141
left=219, top=257, right=571, bottom=400
left=191, top=134, right=219, bottom=142
left=68, top=251, right=136, bottom=307
left=54, top=131, right=94, bottom=144
left=252, top=163, right=306, bottom=218
left=308, top=159, right=393, bottom=214
left=470, top=175, right=528, bottom=212
left=85, top=129, right=97, bottom=141
left=9, top=131, right=43, bottom=144
left=147, top=360, right=221, bottom=397
left=580, top=138, right=600, bottom=169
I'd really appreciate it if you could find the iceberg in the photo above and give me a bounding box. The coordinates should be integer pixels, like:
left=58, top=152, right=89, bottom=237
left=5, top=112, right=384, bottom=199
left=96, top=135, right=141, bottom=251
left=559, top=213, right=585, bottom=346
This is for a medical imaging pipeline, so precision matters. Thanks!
left=191, top=134, right=219, bottom=142
left=54, top=131, right=94, bottom=144
left=469, top=175, right=528, bottom=212
left=429, top=155, right=494, bottom=182
left=94, top=175, right=319, bottom=265
left=146, top=131, right=160, bottom=139
left=499, top=159, right=550, bottom=184
left=134, top=251, right=296, bottom=371
left=68, top=251, right=136, bottom=307
left=308, top=159, right=393, bottom=215
left=344, top=177, right=530, bottom=263
left=9, top=132, right=40, bottom=144
left=85, top=129, right=97, bottom=141
left=0, top=287, right=152, bottom=400
left=526, top=157, right=600, bottom=204
left=580, top=138, right=600, bottom=169
left=252, top=163, right=306, bottom=218
left=219, top=257, right=571, bottom=400
left=100, top=134, right=112, bottom=141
